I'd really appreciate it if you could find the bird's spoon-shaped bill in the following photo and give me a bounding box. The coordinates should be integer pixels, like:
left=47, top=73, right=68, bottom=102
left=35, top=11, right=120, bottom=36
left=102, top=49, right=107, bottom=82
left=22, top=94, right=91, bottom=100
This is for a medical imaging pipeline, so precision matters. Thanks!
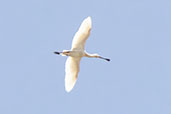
left=99, top=56, right=110, bottom=61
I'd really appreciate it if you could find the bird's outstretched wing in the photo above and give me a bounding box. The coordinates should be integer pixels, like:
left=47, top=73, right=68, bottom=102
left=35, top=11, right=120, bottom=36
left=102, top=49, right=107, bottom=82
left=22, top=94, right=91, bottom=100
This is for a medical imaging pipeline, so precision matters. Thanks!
left=65, top=57, right=81, bottom=92
left=71, top=17, right=92, bottom=51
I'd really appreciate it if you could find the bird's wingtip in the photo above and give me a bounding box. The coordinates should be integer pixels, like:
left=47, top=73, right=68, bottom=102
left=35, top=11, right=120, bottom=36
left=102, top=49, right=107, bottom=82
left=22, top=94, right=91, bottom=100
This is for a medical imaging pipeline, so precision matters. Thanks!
left=87, top=16, right=91, bottom=19
left=84, top=16, right=92, bottom=28
left=65, top=86, right=73, bottom=93
left=87, top=16, right=91, bottom=21
left=65, top=77, right=77, bottom=93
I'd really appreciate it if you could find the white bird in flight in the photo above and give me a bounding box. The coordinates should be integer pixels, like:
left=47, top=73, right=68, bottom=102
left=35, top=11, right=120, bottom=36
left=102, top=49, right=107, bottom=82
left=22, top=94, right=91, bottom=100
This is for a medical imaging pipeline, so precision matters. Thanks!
left=54, top=16, right=110, bottom=92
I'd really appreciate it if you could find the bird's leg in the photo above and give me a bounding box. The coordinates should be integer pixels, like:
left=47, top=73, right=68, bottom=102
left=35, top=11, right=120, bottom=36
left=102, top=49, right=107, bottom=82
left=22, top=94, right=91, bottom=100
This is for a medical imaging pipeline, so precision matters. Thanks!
left=54, top=51, right=62, bottom=55
left=99, top=56, right=110, bottom=61
left=54, top=51, right=71, bottom=56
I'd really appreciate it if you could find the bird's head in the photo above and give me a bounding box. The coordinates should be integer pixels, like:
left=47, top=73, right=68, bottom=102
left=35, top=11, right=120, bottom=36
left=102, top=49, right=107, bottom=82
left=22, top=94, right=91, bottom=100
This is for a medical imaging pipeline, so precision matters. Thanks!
left=93, top=53, right=110, bottom=61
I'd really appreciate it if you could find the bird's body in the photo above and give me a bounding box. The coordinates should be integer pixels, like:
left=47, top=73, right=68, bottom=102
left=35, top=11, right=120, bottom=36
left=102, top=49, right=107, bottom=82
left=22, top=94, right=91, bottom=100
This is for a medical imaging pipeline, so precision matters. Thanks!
left=54, top=17, right=110, bottom=92
left=61, top=50, right=85, bottom=57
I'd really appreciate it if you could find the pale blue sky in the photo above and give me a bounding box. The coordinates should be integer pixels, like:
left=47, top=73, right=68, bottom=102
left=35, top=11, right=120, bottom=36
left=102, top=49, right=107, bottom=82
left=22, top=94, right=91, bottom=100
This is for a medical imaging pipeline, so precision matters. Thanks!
left=0, top=0, right=171, bottom=114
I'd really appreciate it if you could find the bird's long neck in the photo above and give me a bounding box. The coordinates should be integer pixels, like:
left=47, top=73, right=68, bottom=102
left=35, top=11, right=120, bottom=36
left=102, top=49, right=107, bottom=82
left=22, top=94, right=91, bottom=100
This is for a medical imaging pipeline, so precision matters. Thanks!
left=84, top=52, right=110, bottom=61
left=84, top=52, right=97, bottom=58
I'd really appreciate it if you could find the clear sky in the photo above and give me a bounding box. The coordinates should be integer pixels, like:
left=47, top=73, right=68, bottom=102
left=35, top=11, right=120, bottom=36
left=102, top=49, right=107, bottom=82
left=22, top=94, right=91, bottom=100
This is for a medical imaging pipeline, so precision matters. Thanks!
left=0, top=0, right=171, bottom=114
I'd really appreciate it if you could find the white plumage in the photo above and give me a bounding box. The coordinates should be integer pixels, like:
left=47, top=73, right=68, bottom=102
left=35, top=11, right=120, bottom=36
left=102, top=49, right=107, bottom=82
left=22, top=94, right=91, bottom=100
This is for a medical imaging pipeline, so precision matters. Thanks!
left=54, top=16, right=110, bottom=92
left=71, top=17, right=91, bottom=51
left=65, top=57, right=81, bottom=92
